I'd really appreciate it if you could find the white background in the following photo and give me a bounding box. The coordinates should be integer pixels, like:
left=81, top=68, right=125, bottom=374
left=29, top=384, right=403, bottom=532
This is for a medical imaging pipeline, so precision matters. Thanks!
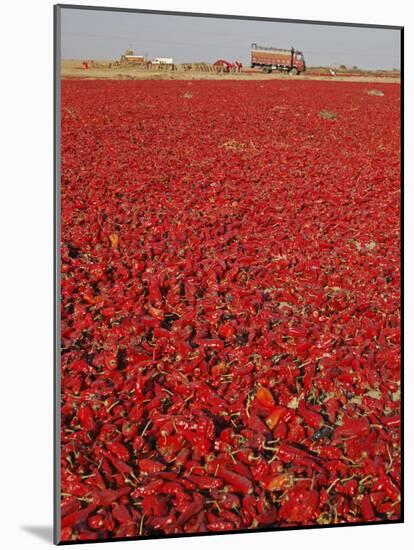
left=0, top=0, right=410, bottom=548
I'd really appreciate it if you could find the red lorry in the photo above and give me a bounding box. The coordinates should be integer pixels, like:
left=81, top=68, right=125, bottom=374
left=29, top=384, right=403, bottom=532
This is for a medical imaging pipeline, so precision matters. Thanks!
left=251, top=43, right=306, bottom=75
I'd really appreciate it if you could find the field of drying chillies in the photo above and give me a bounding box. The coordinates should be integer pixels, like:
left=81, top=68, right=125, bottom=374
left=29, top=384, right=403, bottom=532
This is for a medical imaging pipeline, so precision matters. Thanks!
left=60, top=79, right=401, bottom=542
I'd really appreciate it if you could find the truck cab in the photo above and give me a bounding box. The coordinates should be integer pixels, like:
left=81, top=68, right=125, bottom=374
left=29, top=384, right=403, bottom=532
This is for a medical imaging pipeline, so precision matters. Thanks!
left=294, top=51, right=306, bottom=73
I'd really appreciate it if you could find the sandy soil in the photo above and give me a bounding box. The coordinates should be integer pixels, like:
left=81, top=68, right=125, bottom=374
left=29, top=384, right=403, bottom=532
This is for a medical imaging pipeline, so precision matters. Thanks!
left=60, top=60, right=400, bottom=84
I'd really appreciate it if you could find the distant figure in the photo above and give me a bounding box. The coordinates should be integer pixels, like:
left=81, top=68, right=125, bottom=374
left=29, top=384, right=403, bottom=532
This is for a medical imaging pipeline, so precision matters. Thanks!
left=329, top=69, right=336, bottom=76
left=82, top=61, right=89, bottom=70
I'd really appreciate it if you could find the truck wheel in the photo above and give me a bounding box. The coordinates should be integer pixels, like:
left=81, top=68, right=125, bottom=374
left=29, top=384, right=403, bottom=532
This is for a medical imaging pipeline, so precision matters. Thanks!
left=289, top=67, right=298, bottom=76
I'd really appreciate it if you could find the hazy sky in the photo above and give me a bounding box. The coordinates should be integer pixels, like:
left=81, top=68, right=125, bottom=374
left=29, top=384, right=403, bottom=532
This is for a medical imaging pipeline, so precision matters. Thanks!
left=60, top=8, right=401, bottom=70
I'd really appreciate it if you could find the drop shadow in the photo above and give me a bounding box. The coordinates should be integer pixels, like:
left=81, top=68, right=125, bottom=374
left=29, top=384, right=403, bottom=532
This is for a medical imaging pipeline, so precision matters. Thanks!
left=21, top=525, right=54, bottom=543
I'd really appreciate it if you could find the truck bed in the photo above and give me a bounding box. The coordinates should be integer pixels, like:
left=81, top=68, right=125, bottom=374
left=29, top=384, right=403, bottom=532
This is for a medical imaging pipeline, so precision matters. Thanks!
left=251, top=50, right=292, bottom=65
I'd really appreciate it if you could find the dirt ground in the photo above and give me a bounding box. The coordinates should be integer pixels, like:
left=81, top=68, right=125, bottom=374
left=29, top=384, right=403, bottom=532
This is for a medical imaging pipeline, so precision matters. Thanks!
left=61, top=60, right=400, bottom=84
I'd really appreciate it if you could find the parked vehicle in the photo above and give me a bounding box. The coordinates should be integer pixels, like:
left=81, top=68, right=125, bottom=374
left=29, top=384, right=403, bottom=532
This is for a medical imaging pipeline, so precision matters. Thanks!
left=152, top=57, right=174, bottom=65
left=250, top=43, right=306, bottom=74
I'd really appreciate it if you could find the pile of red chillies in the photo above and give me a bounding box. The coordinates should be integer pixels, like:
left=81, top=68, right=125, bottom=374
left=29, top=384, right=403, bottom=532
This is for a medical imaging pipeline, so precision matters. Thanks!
left=60, top=79, right=401, bottom=541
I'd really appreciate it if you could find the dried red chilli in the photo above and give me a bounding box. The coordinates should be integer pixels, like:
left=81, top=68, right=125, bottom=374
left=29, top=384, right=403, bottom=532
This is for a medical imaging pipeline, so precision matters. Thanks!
left=60, top=78, right=401, bottom=540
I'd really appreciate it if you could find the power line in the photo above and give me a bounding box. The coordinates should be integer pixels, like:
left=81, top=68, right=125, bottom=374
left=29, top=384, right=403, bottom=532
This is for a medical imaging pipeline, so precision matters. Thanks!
left=61, top=31, right=397, bottom=57
left=62, top=31, right=243, bottom=49
left=61, top=11, right=400, bottom=47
